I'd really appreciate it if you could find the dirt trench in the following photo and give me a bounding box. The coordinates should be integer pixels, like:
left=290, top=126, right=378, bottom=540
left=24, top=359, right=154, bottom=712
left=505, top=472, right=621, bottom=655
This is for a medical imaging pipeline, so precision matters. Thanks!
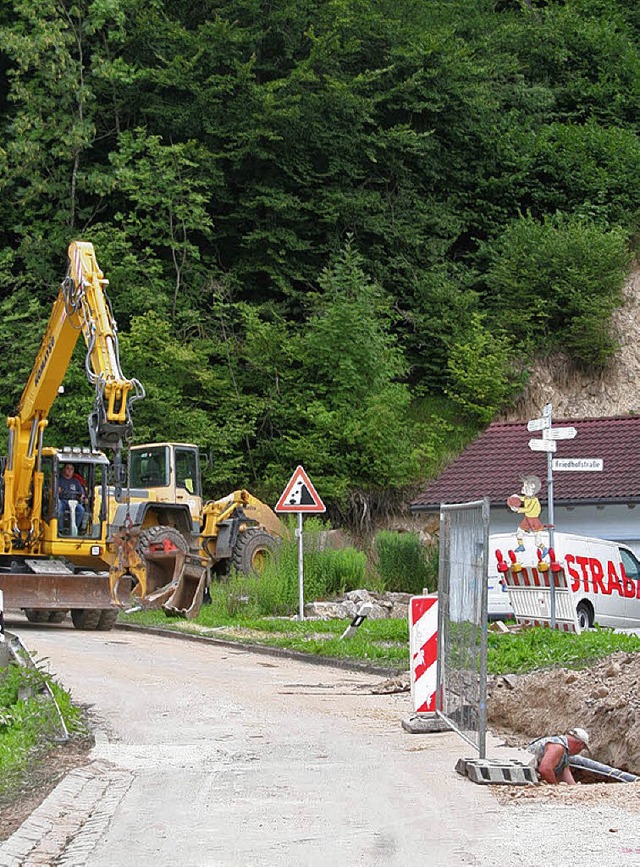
left=488, top=650, right=640, bottom=774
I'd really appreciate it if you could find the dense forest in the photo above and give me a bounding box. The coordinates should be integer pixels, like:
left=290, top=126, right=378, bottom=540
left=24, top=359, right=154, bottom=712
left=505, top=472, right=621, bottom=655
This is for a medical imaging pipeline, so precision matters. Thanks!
left=0, top=0, right=638, bottom=526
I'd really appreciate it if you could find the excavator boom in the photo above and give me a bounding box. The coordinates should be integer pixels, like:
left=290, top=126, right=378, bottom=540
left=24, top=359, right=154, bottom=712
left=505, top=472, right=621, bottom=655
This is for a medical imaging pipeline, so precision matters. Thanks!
left=1, top=242, right=144, bottom=550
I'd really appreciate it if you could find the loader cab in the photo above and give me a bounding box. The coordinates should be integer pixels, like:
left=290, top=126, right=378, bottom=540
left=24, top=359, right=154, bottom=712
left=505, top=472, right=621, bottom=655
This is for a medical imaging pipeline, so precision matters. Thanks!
left=42, top=447, right=109, bottom=540
left=128, top=443, right=202, bottom=520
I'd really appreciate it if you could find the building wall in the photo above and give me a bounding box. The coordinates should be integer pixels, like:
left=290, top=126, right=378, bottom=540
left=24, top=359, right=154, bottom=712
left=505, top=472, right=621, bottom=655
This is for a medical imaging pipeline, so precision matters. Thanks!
left=490, top=503, right=640, bottom=556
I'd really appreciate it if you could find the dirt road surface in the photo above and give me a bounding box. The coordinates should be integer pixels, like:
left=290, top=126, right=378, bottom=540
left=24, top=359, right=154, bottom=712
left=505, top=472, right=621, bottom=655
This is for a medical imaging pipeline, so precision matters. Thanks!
left=2, top=619, right=640, bottom=867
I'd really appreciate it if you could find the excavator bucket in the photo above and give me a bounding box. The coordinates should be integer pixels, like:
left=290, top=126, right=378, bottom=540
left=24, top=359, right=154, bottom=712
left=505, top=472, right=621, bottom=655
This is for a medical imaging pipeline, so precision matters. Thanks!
left=162, top=556, right=208, bottom=619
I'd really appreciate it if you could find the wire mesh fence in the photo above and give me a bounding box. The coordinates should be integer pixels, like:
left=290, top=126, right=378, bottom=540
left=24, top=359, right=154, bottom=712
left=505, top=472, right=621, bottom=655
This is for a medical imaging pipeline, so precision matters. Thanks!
left=437, top=498, right=489, bottom=757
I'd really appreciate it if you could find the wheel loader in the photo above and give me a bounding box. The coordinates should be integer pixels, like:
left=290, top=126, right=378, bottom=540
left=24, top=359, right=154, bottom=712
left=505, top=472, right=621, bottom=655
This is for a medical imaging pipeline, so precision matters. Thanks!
left=0, top=241, right=283, bottom=629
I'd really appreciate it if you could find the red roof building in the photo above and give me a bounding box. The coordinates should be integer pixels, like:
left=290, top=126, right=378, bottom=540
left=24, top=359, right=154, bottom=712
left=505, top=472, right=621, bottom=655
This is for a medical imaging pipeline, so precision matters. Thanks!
left=411, top=417, right=640, bottom=553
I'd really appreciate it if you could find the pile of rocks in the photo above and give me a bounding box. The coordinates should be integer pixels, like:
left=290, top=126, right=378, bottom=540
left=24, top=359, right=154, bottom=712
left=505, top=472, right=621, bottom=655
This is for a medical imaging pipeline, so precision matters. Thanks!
left=304, top=589, right=413, bottom=620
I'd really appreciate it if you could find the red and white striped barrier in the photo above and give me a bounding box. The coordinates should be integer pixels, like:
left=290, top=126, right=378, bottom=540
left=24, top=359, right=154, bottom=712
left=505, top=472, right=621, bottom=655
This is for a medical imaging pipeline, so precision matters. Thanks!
left=496, top=549, right=580, bottom=633
left=409, top=595, right=439, bottom=713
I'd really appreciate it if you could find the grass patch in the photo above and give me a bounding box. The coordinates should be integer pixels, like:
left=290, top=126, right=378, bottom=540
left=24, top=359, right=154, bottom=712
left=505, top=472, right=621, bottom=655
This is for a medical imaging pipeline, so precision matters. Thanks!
left=202, top=518, right=370, bottom=619
left=123, top=608, right=409, bottom=669
left=373, top=530, right=437, bottom=594
left=487, top=624, right=640, bottom=675
left=125, top=607, right=640, bottom=676
left=0, top=661, right=85, bottom=800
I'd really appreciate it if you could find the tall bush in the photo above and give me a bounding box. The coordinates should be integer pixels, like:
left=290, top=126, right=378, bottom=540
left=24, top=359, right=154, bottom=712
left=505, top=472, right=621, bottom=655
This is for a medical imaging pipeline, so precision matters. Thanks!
left=374, top=531, right=436, bottom=595
left=484, top=214, right=630, bottom=368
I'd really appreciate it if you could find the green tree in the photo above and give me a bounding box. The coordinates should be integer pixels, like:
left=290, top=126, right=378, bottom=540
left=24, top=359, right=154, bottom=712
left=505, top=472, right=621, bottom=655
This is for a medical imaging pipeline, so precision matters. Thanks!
left=258, top=240, right=423, bottom=523
left=484, top=214, right=630, bottom=368
left=0, top=0, right=99, bottom=270
left=446, top=313, right=524, bottom=424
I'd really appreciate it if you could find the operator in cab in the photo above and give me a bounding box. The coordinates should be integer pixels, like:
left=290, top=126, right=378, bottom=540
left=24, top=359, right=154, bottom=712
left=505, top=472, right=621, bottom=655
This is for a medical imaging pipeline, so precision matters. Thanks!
left=57, top=463, right=87, bottom=534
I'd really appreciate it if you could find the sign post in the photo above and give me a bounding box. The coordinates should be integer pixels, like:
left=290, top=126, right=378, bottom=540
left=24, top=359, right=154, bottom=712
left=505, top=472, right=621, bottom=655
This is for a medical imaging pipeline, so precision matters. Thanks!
left=526, top=404, right=578, bottom=628
left=275, top=466, right=326, bottom=620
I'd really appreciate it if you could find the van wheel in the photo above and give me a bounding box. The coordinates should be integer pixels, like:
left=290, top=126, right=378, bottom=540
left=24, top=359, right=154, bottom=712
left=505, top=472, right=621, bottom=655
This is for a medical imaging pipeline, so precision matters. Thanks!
left=576, top=602, right=593, bottom=630
left=23, top=609, right=50, bottom=624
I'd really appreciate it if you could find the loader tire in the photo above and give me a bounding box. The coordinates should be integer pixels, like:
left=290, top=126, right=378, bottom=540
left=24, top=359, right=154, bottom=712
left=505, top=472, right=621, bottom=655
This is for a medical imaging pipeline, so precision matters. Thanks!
left=70, top=608, right=102, bottom=631
left=24, top=609, right=50, bottom=624
left=232, top=528, right=279, bottom=576
left=136, top=525, right=190, bottom=593
left=96, top=608, right=119, bottom=631
left=24, top=609, right=67, bottom=624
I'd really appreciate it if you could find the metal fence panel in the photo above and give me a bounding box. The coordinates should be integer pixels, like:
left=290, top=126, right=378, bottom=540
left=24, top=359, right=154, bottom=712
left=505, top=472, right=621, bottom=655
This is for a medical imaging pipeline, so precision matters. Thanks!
left=437, top=498, right=489, bottom=757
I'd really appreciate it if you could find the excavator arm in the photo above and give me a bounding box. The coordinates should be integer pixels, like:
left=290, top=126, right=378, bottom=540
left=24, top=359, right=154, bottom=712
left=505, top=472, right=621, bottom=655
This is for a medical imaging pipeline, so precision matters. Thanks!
left=1, top=241, right=144, bottom=550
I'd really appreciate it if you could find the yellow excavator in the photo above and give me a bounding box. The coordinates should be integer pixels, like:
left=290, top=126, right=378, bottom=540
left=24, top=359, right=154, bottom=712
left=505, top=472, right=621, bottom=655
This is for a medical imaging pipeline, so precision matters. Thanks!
left=0, top=241, right=284, bottom=629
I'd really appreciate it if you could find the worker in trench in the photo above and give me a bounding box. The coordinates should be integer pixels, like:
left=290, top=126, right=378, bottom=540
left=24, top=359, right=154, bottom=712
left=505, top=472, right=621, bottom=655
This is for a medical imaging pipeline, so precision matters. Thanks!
left=527, top=727, right=590, bottom=784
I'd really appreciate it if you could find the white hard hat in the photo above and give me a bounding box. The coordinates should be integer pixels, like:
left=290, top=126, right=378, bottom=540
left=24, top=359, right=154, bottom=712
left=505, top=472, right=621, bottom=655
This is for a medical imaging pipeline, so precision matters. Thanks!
left=568, top=727, right=589, bottom=748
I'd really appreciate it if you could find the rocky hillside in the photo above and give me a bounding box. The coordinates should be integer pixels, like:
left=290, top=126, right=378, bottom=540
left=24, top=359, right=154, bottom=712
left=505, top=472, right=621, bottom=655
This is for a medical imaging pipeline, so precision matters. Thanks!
left=503, top=265, right=640, bottom=422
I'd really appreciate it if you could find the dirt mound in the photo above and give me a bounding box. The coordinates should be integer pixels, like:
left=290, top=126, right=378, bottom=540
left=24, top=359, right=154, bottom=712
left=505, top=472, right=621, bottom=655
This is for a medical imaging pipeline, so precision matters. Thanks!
left=488, top=651, right=640, bottom=774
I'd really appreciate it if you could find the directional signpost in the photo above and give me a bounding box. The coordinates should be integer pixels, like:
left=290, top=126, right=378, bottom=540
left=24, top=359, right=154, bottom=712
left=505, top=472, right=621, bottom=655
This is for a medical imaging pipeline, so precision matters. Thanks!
left=552, top=458, right=603, bottom=472
left=527, top=404, right=578, bottom=628
left=275, top=466, right=326, bottom=620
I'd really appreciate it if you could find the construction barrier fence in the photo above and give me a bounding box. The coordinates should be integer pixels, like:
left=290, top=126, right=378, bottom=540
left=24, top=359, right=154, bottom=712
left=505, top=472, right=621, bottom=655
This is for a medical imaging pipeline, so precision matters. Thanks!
left=437, top=498, right=489, bottom=758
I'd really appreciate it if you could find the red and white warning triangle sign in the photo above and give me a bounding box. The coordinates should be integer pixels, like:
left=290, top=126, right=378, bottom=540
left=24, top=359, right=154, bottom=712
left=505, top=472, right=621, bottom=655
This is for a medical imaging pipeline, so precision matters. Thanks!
left=275, top=465, right=326, bottom=514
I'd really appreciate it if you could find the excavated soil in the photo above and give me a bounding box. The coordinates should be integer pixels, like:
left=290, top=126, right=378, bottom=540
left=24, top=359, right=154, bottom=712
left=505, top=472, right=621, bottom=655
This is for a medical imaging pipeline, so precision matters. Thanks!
left=488, top=650, right=640, bottom=774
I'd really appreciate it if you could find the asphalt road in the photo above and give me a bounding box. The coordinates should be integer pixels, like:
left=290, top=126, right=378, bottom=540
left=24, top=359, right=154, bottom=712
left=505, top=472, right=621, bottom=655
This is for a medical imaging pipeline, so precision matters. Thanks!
left=3, top=617, right=640, bottom=867
left=0, top=616, right=506, bottom=866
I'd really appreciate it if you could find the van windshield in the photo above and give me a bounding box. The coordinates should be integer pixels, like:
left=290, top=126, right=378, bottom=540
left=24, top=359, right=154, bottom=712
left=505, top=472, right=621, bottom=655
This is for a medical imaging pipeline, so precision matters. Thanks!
left=621, top=549, right=640, bottom=582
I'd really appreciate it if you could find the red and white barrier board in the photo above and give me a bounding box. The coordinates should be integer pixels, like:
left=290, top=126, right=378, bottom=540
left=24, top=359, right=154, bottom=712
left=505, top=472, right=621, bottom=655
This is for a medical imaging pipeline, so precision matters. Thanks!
left=409, top=595, right=439, bottom=713
left=500, top=563, right=580, bottom=633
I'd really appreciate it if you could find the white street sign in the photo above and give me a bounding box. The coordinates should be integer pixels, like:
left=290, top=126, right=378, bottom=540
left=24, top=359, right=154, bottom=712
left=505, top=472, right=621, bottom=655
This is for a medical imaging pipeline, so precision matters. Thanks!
left=543, top=403, right=553, bottom=417
left=529, top=438, right=557, bottom=452
left=552, top=458, right=603, bottom=472
left=527, top=417, right=551, bottom=432
left=542, top=426, right=577, bottom=441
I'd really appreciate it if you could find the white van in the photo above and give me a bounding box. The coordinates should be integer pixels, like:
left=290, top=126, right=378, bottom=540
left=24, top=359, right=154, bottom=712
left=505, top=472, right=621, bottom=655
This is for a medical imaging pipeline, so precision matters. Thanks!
left=487, top=571, right=515, bottom=621
left=489, top=531, right=640, bottom=630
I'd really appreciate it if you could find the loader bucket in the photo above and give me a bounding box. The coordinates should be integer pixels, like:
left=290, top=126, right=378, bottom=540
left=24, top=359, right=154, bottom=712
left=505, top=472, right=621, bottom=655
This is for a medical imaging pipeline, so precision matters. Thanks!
left=143, top=538, right=187, bottom=595
left=162, top=557, right=207, bottom=620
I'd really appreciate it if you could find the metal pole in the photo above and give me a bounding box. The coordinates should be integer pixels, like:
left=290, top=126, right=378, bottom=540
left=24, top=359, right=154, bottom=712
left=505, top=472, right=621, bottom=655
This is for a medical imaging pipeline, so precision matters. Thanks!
left=546, top=411, right=557, bottom=629
left=436, top=508, right=448, bottom=717
left=297, top=512, right=304, bottom=620
left=478, top=498, right=489, bottom=759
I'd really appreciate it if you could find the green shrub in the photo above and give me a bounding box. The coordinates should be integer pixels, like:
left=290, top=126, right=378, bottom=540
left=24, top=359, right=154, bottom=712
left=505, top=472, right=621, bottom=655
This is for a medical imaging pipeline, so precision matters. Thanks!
left=0, top=663, right=83, bottom=797
left=206, top=518, right=369, bottom=617
left=303, top=547, right=367, bottom=601
left=446, top=312, right=525, bottom=424
left=374, top=530, right=436, bottom=595
left=485, top=214, right=629, bottom=368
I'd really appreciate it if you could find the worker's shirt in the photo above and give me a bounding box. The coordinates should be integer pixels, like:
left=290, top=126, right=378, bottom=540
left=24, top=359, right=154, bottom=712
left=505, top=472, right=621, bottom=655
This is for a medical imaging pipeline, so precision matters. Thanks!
left=527, top=735, right=569, bottom=776
left=58, top=476, right=84, bottom=502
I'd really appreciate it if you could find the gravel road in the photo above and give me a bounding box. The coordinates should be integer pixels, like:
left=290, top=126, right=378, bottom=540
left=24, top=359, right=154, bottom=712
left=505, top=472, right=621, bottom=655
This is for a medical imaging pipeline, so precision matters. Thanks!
left=1, top=618, right=640, bottom=867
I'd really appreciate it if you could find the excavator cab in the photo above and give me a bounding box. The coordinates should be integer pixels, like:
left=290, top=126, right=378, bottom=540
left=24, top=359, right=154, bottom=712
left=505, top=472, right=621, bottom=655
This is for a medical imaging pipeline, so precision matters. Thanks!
left=41, top=448, right=109, bottom=541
